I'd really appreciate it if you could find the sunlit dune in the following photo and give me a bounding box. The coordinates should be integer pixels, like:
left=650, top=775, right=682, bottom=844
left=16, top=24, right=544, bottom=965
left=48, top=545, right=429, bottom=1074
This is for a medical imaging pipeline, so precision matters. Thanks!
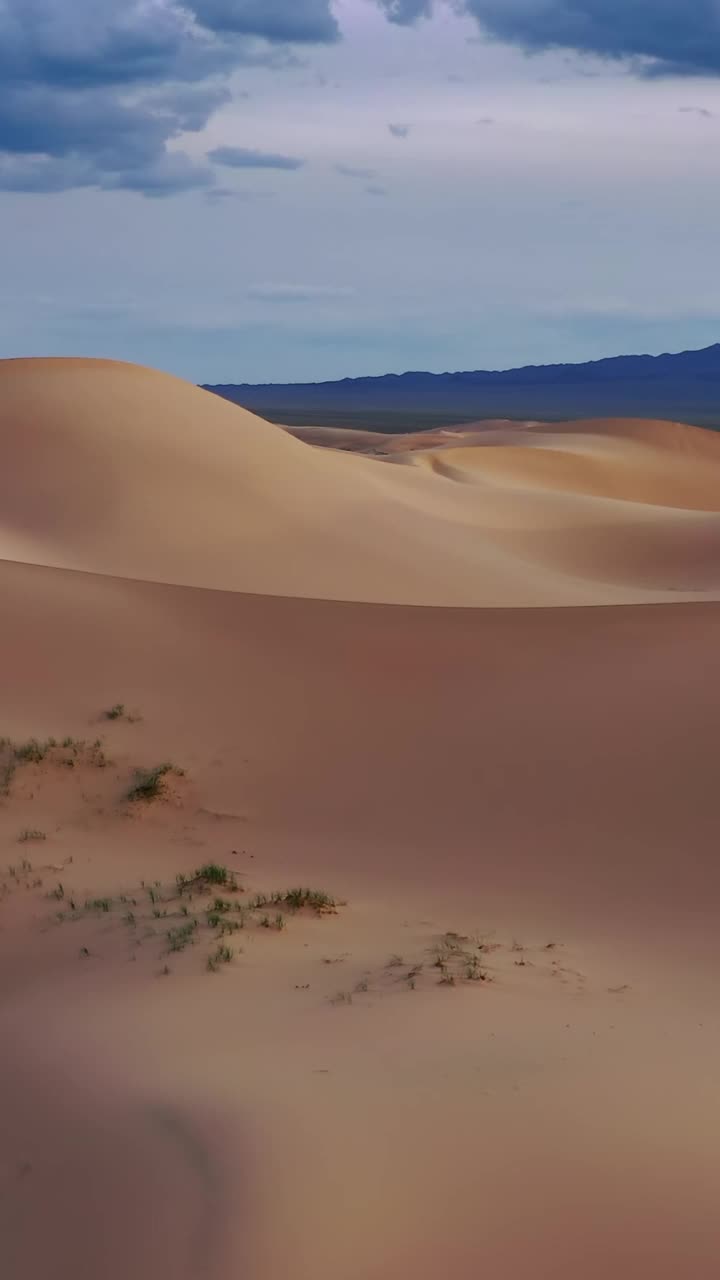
left=2, top=358, right=720, bottom=1279
left=2, top=357, right=720, bottom=604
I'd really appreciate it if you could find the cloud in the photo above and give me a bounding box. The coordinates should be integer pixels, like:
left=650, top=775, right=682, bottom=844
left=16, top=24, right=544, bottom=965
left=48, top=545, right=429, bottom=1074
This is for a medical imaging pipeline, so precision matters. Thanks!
left=0, top=0, right=337, bottom=196
left=679, top=105, right=714, bottom=118
left=335, top=163, right=376, bottom=179
left=208, top=145, right=304, bottom=169
left=388, top=122, right=411, bottom=137
left=476, top=116, right=496, bottom=125
left=247, top=283, right=354, bottom=302
left=204, top=185, right=243, bottom=202
left=377, top=0, right=433, bottom=22
left=192, top=0, right=339, bottom=43
left=382, top=1, right=720, bottom=78
left=366, top=184, right=388, bottom=196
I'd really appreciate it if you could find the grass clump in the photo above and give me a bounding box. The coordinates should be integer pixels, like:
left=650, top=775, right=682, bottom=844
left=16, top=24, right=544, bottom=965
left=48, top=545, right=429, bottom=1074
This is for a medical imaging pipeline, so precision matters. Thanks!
left=247, top=892, right=269, bottom=911
left=167, top=920, right=198, bottom=953
left=127, top=762, right=183, bottom=803
left=14, top=738, right=48, bottom=765
left=207, top=943, right=234, bottom=972
left=431, top=932, right=489, bottom=987
left=1, top=736, right=108, bottom=793
left=18, top=829, right=46, bottom=843
left=86, top=897, right=112, bottom=913
left=104, top=704, right=125, bottom=721
left=177, top=864, right=238, bottom=895
left=217, top=918, right=242, bottom=937
left=283, top=888, right=336, bottom=915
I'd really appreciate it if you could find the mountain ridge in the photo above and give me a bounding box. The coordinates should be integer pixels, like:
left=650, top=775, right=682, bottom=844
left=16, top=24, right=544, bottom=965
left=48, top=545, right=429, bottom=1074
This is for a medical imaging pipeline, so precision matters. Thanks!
left=203, top=342, right=720, bottom=430
left=206, top=342, right=720, bottom=391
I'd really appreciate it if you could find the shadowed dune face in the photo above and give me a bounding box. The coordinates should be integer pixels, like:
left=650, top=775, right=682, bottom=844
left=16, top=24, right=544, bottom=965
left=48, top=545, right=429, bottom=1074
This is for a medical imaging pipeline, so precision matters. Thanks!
left=1, top=563, right=720, bottom=1277
left=3, top=358, right=720, bottom=1278
left=2, top=357, right=720, bottom=605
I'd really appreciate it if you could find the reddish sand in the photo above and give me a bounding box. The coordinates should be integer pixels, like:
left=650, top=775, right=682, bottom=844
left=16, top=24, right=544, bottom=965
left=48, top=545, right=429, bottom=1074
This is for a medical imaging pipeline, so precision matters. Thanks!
left=1, top=359, right=720, bottom=1278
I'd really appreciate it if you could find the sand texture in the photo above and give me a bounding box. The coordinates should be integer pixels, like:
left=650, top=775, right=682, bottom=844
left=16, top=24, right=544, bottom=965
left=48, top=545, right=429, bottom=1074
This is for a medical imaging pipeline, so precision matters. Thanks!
left=1, top=357, right=720, bottom=1279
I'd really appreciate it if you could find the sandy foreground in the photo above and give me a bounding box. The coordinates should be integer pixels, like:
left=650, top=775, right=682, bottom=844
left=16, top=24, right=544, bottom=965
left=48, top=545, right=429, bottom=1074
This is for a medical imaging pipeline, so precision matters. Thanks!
left=1, top=359, right=720, bottom=1278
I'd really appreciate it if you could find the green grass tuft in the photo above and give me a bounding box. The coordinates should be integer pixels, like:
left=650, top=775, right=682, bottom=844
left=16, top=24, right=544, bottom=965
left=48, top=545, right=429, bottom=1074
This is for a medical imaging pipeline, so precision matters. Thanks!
left=167, top=920, right=198, bottom=952
left=207, top=943, right=234, bottom=972
left=127, top=762, right=183, bottom=802
left=283, top=888, right=336, bottom=914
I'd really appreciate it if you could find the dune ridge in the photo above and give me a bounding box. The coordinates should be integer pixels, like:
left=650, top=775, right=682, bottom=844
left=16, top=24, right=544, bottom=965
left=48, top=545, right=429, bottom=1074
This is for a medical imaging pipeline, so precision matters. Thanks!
left=1, top=357, right=720, bottom=605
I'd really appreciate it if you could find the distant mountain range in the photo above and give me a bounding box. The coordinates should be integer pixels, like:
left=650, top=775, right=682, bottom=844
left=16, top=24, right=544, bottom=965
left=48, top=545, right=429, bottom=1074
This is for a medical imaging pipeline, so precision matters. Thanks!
left=203, top=342, right=720, bottom=431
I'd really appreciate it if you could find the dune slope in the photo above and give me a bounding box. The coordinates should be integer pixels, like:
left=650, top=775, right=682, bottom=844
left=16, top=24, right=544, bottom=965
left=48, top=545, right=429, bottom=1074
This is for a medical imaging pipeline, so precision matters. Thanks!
left=2, top=357, right=720, bottom=604
left=1, top=564, right=720, bottom=1278
left=2, top=358, right=720, bottom=1279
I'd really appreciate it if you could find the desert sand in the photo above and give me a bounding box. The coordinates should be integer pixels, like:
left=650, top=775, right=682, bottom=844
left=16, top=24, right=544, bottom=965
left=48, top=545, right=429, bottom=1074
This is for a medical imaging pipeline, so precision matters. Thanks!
left=1, top=357, right=720, bottom=1279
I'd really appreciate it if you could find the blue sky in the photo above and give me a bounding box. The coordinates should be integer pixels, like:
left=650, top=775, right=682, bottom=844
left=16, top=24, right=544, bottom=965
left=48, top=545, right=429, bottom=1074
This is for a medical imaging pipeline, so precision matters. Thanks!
left=2, top=0, right=720, bottom=383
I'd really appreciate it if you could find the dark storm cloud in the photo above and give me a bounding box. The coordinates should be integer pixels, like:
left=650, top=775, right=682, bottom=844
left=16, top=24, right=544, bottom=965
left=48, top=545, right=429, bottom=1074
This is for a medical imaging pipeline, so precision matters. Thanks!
left=464, top=1, right=720, bottom=76
left=0, top=0, right=336, bottom=196
left=191, top=0, right=339, bottom=42
left=382, top=1, right=720, bottom=78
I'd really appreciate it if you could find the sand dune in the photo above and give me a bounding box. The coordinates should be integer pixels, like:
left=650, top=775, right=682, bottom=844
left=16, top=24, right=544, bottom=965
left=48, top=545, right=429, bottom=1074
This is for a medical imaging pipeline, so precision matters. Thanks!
left=2, top=357, right=720, bottom=605
left=2, top=357, right=720, bottom=1278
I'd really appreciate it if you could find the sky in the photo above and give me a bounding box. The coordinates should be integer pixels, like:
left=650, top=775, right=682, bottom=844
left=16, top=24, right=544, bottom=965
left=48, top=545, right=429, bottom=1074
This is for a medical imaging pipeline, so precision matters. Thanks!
left=2, top=0, right=720, bottom=384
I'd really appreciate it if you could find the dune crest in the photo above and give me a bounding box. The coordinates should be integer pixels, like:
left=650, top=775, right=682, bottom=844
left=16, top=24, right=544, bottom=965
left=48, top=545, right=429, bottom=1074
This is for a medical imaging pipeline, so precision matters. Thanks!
left=1, top=357, right=720, bottom=605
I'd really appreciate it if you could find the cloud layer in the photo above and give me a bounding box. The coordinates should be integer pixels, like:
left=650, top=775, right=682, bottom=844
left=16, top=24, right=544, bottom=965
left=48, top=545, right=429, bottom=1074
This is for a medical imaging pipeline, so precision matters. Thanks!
left=383, top=1, right=720, bottom=77
left=4, top=1, right=720, bottom=199
left=0, top=0, right=338, bottom=196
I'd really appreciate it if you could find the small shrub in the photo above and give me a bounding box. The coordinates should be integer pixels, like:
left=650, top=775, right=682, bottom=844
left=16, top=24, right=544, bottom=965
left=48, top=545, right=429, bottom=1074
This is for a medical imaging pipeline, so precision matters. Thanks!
left=105, top=704, right=125, bottom=721
left=127, top=763, right=182, bottom=803
left=18, top=829, right=46, bottom=843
